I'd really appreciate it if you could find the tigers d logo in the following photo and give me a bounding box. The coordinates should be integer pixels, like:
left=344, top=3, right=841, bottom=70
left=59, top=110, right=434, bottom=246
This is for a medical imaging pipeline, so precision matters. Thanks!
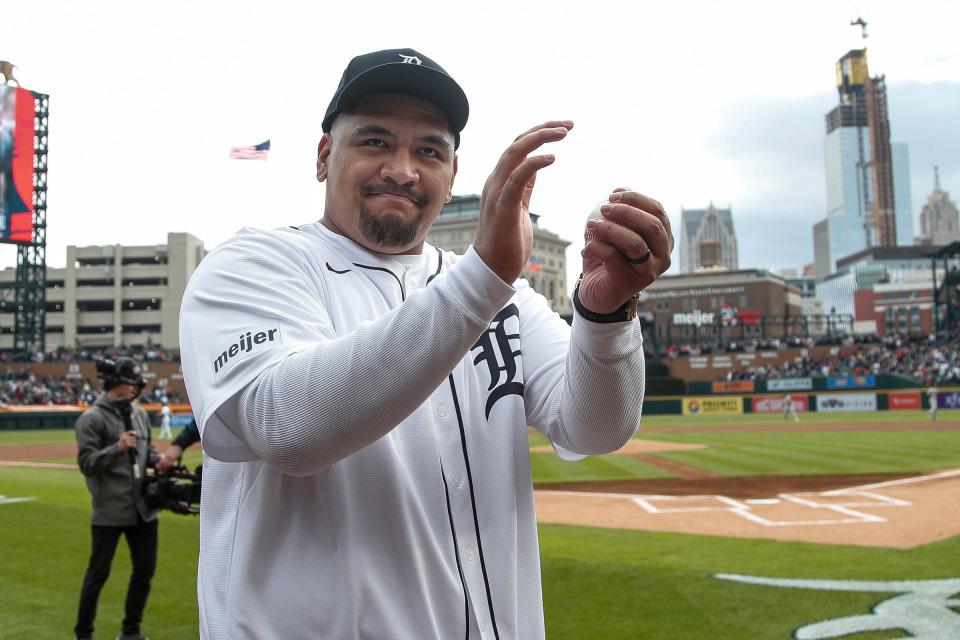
left=714, top=574, right=960, bottom=639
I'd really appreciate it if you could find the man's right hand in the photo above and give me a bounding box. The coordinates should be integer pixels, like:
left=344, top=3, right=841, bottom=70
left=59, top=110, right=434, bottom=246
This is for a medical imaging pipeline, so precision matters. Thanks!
left=116, top=430, right=137, bottom=453
left=474, top=121, right=573, bottom=283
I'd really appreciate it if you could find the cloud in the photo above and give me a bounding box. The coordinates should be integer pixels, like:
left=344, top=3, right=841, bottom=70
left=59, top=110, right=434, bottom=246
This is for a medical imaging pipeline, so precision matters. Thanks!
left=703, top=82, right=960, bottom=271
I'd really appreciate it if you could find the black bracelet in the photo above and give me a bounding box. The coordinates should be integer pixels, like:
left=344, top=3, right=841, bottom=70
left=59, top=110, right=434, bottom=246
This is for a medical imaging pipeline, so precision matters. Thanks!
left=572, top=278, right=639, bottom=323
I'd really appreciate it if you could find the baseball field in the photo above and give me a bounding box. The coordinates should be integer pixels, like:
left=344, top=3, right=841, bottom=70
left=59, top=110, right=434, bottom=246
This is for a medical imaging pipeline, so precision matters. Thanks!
left=2, top=409, right=959, bottom=639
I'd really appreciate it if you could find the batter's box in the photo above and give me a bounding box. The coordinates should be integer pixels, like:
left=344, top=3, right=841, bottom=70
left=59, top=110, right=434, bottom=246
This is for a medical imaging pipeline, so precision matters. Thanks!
left=632, top=495, right=733, bottom=513
left=787, top=491, right=909, bottom=509
left=734, top=498, right=886, bottom=527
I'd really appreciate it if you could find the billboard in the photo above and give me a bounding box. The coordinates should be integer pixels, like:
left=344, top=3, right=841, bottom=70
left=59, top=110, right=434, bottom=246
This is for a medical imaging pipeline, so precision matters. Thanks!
left=0, top=85, right=36, bottom=243
left=826, top=376, right=876, bottom=390
left=682, top=396, right=743, bottom=416
left=752, top=396, right=810, bottom=414
left=817, top=393, right=877, bottom=413
left=712, top=380, right=755, bottom=393
left=768, top=378, right=814, bottom=392
left=888, top=392, right=920, bottom=410
left=938, top=391, right=960, bottom=410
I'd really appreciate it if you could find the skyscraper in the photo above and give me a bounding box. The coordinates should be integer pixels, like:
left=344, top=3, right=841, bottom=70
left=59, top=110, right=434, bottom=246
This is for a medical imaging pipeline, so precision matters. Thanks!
left=918, top=167, right=960, bottom=246
left=678, top=203, right=738, bottom=273
left=813, top=49, right=913, bottom=280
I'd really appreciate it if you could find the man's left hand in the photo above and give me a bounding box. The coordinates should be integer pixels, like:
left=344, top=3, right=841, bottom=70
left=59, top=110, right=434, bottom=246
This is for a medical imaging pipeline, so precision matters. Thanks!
left=578, top=188, right=673, bottom=313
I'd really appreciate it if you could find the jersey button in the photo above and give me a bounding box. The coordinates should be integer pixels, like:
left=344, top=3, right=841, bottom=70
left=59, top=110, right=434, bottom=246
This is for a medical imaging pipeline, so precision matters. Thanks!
left=465, top=547, right=475, bottom=561
left=452, top=474, right=462, bottom=488
left=437, top=405, right=448, bottom=418
left=479, top=620, right=487, bottom=633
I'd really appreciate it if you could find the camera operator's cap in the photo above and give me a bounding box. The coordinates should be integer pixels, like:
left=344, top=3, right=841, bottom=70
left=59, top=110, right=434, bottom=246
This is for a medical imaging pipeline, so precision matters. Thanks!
left=321, top=48, right=469, bottom=149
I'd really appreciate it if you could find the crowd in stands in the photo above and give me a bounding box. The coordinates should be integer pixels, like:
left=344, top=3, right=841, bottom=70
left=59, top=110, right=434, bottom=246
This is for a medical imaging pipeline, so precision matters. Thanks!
left=0, top=346, right=180, bottom=363
left=0, top=331, right=956, bottom=406
left=0, top=369, right=185, bottom=407
left=719, top=332, right=960, bottom=386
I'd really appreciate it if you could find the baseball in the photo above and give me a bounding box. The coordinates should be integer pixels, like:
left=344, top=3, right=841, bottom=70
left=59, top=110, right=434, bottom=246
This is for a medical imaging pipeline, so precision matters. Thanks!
left=585, top=201, right=608, bottom=241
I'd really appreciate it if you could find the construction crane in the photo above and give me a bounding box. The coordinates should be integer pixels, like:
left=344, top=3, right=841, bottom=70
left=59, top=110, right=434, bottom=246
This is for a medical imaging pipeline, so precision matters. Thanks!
left=850, top=17, right=868, bottom=40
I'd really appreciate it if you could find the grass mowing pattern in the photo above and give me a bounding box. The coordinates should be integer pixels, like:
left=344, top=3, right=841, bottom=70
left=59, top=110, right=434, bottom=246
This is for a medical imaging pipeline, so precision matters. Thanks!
left=539, top=523, right=960, bottom=639
left=2, top=413, right=958, bottom=638
left=639, top=430, right=960, bottom=476
left=531, top=450, right=674, bottom=483
left=0, top=467, right=200, bottom=639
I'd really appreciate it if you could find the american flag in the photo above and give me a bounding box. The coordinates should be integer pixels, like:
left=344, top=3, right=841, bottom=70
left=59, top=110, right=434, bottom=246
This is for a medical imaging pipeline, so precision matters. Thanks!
left=229, top=139, right=270, bottom=160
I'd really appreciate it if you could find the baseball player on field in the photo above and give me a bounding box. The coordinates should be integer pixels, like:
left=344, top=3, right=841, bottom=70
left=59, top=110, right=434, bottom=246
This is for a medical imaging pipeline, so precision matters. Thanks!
left=783, top=392, right=800, bottom=422
left=180, top=47, right=673, bottom=640
left=927, top=385, right=939, bottom=422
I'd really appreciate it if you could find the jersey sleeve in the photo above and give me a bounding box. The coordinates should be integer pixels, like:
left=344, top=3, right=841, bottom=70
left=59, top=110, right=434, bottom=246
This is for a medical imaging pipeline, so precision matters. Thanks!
left=179, top=229, right=336, bottom=461
left=517, top=280, right=645, bottom=458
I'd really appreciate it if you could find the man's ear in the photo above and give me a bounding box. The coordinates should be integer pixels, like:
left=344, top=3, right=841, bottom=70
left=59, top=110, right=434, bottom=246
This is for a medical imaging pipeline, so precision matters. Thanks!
left=445, top=154, right=459, bottom=202
left=316, top=133, right=332, bottom=182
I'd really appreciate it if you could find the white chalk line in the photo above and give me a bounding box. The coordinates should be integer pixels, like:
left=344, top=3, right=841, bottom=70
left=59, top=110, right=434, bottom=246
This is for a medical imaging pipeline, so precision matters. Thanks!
left=536, top=470, right=960, bottom=527
left=0, top=460, right=76, bottom=469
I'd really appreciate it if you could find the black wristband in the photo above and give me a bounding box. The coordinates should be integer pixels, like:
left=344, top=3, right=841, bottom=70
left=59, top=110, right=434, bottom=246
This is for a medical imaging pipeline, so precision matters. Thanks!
left=572, top=278, right=639, bottom=323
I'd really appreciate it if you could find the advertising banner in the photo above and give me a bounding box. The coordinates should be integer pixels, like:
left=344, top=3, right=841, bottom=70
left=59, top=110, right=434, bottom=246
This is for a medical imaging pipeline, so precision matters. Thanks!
left=938, top=391, right=960, bottom=409
left=711, top=380, right=755, bottom=393
left=826, top=376, right=876, bottom=390
left=682, top=396, right=743, bottom=416
left=752, top=396, right=810, bottom=413
left=817, top=393, right=877, bottom=413
left=172, top=413, right=195, bottom=428
left=0, top=85, right=36, bottom=243
left=767, top=378, right=813, bottom=392
left=888, top=392, right=921, bottom=410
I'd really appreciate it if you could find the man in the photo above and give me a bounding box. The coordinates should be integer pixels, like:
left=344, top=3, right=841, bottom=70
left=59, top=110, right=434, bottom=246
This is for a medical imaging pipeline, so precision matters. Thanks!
left=927, top=385, right=939, bottom=422
left=783, top=392, right=800, bottom=423
left=180, top=47, right=672, bottom=639
left=74, top=357, right=158, bottom=640
left=158, top=401, right=173, bottom=439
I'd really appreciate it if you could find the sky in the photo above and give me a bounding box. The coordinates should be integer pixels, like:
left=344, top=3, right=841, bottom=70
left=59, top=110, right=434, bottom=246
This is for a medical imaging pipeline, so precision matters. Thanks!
left=2, top=0, right=958, bottom=292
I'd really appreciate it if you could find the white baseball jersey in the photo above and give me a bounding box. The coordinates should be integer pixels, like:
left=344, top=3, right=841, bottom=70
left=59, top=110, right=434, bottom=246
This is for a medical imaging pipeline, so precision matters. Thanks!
left=160, top=405, right=172, bottom=424
left=180, top=222, right=646, bottom=640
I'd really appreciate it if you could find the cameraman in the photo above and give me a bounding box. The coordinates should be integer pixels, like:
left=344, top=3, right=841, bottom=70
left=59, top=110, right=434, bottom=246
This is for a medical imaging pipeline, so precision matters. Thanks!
left=73, top=357, right=158, bottom=640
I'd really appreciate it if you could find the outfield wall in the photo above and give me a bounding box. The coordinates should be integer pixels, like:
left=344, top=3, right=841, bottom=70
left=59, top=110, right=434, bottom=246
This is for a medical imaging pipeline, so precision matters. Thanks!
left=0, top=391, right=956, bottom=429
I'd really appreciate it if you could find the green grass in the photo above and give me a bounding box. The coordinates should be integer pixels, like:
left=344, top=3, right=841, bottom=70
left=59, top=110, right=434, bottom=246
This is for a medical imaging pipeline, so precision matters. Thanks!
left=530, top=450, right=673, bottom=483
left=0, top=467, right=200, bottom=639
left=2, top=466, right=957, bottom=639
left=539, top=524, right=960, bottom=639
left=3, top=415, right=959, bottom=638
left=0, top=427, right=204, bottom=468
left=637, top=409, right=960, bottom=428
left=641, top=430, right=960, bottom=476
left=527, top=411, right=960, bottom=483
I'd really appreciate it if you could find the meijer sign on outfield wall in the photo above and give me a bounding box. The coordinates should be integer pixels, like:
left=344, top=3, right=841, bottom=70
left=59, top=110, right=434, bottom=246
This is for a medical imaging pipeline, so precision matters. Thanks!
left=683, top=397, right=744, bottom=415
left=817, top=393, right=877, bottom=413
left=767, top=378, right=813, bottom=391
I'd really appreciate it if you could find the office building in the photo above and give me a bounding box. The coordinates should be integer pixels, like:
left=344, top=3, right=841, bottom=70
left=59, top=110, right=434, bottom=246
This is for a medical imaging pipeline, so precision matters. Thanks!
left=678, top=204, right=738, bottom=273
left=0, top=232, right=205, bottom=351
left=918, top=167, right=960, bottom=246
left=814, top=49, right=913, bottom=280
left=425, top=195, right=573, bottom=315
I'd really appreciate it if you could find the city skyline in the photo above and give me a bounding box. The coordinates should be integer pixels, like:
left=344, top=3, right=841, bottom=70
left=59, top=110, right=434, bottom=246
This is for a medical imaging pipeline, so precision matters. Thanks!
left=1, top=0, right=958, bottom=294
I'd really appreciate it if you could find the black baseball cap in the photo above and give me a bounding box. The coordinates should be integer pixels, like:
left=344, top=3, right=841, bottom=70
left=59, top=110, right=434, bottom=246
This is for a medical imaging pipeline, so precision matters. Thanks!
left=322, top=48, right=469, bottom=149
